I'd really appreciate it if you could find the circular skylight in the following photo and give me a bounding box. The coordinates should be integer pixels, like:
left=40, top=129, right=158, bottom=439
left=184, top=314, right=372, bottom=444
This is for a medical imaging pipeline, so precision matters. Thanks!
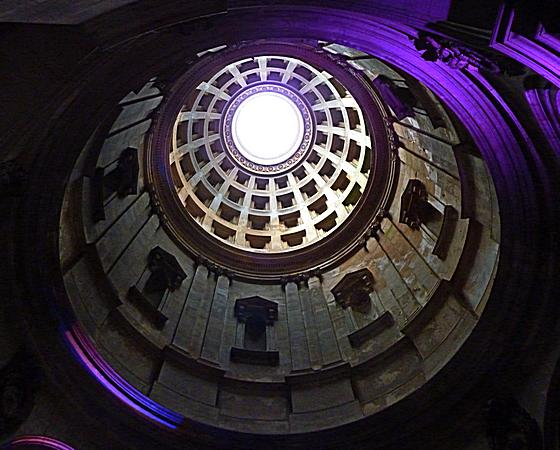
left=170, top=54, right=372, bottom=253
left=232, top=91, right=304, bottom=165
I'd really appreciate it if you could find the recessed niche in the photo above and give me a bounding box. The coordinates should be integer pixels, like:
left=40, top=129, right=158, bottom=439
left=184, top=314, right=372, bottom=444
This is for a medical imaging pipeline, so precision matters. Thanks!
left=246, top=233, right=271, bottom=249
left=319, top=160, right=335, bottom=178
left=279, top=211, right=300, bottom=229
left=329, top=77, right=348, bottom=97
left=277, top=193, right=295, bottom=209
left=316, top=82, right=336, bottom=101
left=219, top=203, right=241, bottom=224
left=185, top=196, right=205, bottom=218
left=251, top=195, right=269, bottom=210
left=255, top=178, right=269, bottom=190
left=194, top=147, right=210, bottom=166
left=220, top=157, right=234, bottom=174
left=315, top=212, right=337, bottom=231
left=194, top=182, right=213, bottom=207
left=293, top=166, right=307, bottom=182
left=249, top=214, right=270, bottom=230
left=315, top=131, right=328, bottom=145
left=213, top=221, right=236, bottom=240
left=343, top=184, right=362, bottom=207
left=331, top=134, right=345, bottom=155
left=294, top=65, right=313, bottom=80
left=307, top=150, right=321, bottom=166
left=236, top=171, right=250, bottom=186
left=180, top=156, right=196, bottom=180
left=246, top=73, right=261, bottom=84
left=227, top=186, right=244, bottom=204
left=308, top=195, right=328, bottom=215
left=346, top=108, right=360, bottom=129
left=207, top=168, right=223, bottom=190
left=347, top=139, right=360, bottom=163
left=301, top=181, right=318, bottom=199
left=275, top=176, right=288, bottom=190
left=192, top=119, right=204, bottom=137
left=331, top=172, right=350, bottom=192
left=281, top=230, right=306, bottom=247
left=330, top=108, right=344, bottom=126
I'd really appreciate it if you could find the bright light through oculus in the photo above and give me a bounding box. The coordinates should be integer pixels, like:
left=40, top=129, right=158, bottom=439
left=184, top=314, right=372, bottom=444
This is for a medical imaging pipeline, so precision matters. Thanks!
left=232, top=92, right=304, bottom=165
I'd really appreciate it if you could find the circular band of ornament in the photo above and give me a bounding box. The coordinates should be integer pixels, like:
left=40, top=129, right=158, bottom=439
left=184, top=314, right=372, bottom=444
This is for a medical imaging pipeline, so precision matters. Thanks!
left=221, top=82, right=315, bottom=176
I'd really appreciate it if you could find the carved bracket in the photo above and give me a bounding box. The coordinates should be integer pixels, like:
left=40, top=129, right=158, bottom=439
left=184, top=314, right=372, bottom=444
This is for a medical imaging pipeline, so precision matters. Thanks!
left=127, top=247, right=187, bottom=329
left=332, top=268, right=375, bottom=313
left=235, top=296, right=278, bottom=326
left=147, top=246, right=187, bottom=292
left=399, top=179, right=428, bottom=229
left=91, top=147, right=139, bottom=222
left=232, top=296, right=279, bottom=365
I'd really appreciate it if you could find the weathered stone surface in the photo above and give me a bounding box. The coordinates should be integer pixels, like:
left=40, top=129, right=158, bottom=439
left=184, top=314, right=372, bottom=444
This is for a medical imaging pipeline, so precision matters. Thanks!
left=218, top=387, right=288, bottom=420
left=377, top=221, right=440, bottom=307
left=95, top=192, right=151, bottom=273
left=150, top=382, right=219, bottom=424
left=96, top=312, right=160, bottom=394
left=289, top=400, right=363, bottom=432
left=108, top=214, right=160, bottom=299
left=291, top=378, right=356, bottom=413
left=82, top=176, right=139, bottom=244
left=97, top=120, right=152, bottom=168
left=109, top=96, right=162, bottom=133
left=285, top=282, right=311, bottom=371
left=201, top=275, right=230, bottom=363
left=64, top=256, right=118, bottom=334
left=218, top=415, right=289, bottom=433
left=454, top=224, right=499, bottom=314
left=353, top=340, right=422, bottom=404
left=307, top=276, right=342, bottom=366
left=172, top=265, right=211, bottom=355
left=157, top=360, right=218, bottom=406
left=297, top=283, right=323, bottom=368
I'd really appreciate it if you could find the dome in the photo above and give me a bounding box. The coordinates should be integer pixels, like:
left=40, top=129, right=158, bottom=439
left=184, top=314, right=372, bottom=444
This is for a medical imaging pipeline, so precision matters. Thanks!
left=1, top=2, right=558, bottom=450
left=60, top=37, right=501, bottom=441
left=168, top=52, right=374, bottom=254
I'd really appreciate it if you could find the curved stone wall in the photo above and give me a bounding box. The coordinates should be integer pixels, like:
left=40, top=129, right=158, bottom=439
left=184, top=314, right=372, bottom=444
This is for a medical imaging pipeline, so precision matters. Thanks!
left=58, top=42, right=499, bottom=438
left=5, top=3, right=557, bottom=449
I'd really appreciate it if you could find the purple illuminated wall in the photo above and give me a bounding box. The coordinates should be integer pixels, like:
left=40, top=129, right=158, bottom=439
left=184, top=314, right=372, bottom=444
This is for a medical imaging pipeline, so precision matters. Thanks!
left=44, top=3, right=559, bottom=439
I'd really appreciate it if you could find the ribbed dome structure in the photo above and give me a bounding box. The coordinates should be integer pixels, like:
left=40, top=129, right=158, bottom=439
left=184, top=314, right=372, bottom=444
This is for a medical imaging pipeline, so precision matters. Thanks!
left=2, top=2, right=558, bottom=450
left=171, top=53, right=371, bottom=253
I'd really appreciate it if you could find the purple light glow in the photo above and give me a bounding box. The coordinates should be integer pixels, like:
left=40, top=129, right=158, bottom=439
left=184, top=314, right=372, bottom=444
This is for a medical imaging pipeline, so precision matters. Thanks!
left=491, top=4, right=560, bottom=88
left=43, top=6, right=559, bottom=440
left=63, top=324, right=184, bottom=430
left=3, top=436, right=74, bottom=450
left=525, top=87, right=560, bottom=155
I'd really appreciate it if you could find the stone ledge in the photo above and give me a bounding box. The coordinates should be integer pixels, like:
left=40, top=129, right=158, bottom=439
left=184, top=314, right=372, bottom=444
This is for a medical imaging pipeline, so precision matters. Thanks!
left=348, top=311, right=395, bottom=348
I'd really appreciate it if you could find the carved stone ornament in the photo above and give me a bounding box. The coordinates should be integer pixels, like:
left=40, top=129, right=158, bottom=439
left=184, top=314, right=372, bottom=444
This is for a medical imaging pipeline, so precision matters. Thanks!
left=331, top=268, right=374, bottom=313
left=91, top=147, right=139, bottom=221
left=399, top=179, right=428, bottom=229
left=234, top=296, right=278, bottom=325
left=413, top=31, right=501, bottom=74
left=147, top=246, right=187, bottom=292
